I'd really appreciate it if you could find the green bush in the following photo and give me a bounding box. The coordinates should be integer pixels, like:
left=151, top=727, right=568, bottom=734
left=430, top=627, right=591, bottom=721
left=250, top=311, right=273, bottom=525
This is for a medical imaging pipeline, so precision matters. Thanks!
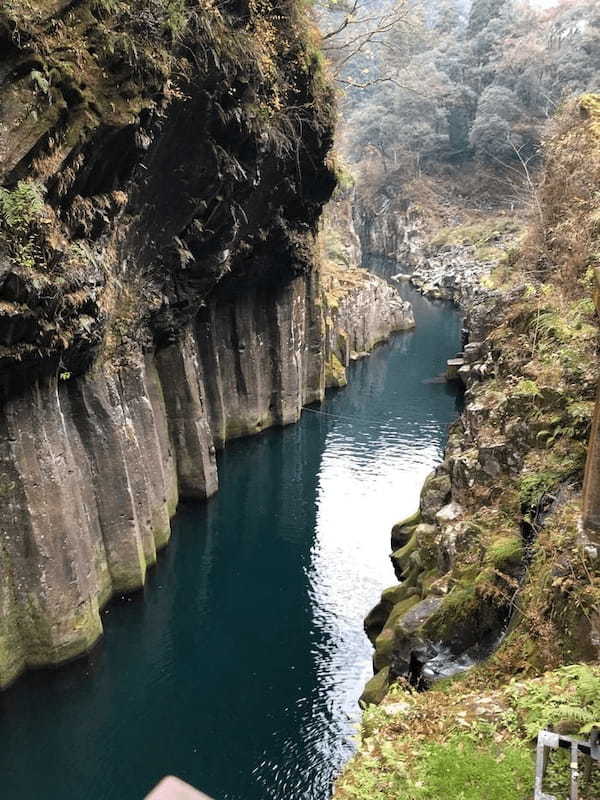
left=0, top=180, right=46, bottom=269
left=0, top=180, right=45, bottom=233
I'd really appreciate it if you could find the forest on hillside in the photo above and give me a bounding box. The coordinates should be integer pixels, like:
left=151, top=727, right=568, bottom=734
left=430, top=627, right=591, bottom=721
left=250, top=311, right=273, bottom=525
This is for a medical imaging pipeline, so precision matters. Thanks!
left=320, top=0, right=600, bottom=209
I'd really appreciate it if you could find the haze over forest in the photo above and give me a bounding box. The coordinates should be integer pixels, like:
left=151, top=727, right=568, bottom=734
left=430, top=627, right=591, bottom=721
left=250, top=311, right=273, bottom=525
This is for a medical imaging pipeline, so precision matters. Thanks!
left=319, top=0, right=599, bottom=218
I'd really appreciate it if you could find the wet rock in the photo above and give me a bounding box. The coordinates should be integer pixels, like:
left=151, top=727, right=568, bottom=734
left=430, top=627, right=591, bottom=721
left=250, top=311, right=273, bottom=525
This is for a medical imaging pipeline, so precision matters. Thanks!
left=390, top=596, right=444, bottom=678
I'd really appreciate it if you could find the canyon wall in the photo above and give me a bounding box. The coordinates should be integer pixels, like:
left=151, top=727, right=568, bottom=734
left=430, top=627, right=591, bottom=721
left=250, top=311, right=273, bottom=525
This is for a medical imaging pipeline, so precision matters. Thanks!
left=0, top=1, right=415, bottom=687
left=359, top=96, right=600, bottom=708
left=354, top=197, right=420, bottom=267
left=0, top=272, right=307, bottom=686
left=0, top=249, right=413, bottom=689
left=0, top=0, right=338, bottom=687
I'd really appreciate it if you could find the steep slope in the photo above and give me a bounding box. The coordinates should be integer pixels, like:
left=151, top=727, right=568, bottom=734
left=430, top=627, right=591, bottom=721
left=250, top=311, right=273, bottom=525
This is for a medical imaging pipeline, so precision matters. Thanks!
left=338, top=95, right=600, bottom=800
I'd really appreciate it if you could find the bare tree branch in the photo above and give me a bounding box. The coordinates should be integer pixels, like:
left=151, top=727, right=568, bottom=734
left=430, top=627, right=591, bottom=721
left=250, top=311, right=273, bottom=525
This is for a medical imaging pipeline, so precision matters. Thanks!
left=321, top=0, right=359, bottom=41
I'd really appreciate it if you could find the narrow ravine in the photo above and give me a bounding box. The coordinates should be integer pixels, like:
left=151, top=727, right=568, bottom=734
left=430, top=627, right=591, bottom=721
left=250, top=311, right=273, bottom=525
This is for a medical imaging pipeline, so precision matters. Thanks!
left=0, top=284, right=461, bottom=800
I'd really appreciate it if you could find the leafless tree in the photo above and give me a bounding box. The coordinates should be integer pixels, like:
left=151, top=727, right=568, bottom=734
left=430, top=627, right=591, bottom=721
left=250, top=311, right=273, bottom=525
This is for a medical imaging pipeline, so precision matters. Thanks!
left=318, top=0, right=413, bottom=84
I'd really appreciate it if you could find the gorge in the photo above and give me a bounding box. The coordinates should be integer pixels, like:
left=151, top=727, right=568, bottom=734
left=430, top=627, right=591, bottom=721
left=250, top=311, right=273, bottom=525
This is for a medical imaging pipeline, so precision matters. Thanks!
left=2, top=0, right=600, bottom=799
left=0, top=284, right=461, bottom=800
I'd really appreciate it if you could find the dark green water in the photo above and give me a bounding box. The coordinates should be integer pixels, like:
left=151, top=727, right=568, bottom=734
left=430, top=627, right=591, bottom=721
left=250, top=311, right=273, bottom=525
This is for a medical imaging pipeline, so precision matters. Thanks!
left=0, top=284, right=461, bottom=800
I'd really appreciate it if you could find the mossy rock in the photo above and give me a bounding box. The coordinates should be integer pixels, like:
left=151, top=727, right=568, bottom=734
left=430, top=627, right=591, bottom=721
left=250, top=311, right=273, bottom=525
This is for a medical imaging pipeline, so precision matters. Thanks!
left=325, top=353, right=347, bottom=388
left=387, top=592, right=421, bottom=626
left=391, top=531, right=418, bottom=580
left=414, top=523, right=439, bottom=569
left=419, top=568, right=443, bottom=596
left=402, top=561, right=425, bottom=590
left=373, top=627, right=395, bottom=671
left=391, top=509, right=421, bottom=549
left=360, top=666, right=390, bottom=706
left=364, top=583, right=419, bottom=643
left=422, top=583, right=506, bottom=652
left=487, top=535, right=523, bottom=572
left=420, top=472, right=451, bottom=523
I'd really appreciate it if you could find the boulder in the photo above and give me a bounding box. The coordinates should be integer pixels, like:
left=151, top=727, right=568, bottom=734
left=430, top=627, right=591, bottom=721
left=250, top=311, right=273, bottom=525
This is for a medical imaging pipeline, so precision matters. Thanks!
left=391, top=509, right=420, bottom=549
left=420, top=471, right=451, bottom=523
left=435, top=502, right=464, bottom=524
left=364, top=583, right=418, bottom=643
left=360, top=666, right=391, bottom=706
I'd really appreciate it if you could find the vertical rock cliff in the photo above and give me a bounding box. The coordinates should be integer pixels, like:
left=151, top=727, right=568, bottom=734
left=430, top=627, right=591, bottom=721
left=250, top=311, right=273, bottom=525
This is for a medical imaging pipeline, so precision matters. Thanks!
left=0, top=1, right=413, bottom=686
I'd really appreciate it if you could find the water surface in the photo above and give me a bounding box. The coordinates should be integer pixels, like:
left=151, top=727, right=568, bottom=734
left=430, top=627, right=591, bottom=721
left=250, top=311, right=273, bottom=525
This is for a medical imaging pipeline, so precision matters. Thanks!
left=0, top=284, right=461, bottom=800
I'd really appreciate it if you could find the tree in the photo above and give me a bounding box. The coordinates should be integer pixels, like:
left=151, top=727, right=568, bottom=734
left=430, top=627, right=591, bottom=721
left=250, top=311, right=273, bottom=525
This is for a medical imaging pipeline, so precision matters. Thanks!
left=466, top=0, right=508, bottom=39
left=469, top=113, right=513, bottom=163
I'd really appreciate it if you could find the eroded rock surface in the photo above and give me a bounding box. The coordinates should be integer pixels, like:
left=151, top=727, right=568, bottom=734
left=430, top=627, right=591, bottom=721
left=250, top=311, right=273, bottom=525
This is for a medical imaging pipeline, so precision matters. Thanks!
left=0, top=2, right=415, bottom=687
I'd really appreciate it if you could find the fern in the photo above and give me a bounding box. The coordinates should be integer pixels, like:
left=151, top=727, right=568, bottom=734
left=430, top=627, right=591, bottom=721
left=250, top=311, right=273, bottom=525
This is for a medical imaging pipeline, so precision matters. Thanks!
left=512, top=665, right=600, bottom=739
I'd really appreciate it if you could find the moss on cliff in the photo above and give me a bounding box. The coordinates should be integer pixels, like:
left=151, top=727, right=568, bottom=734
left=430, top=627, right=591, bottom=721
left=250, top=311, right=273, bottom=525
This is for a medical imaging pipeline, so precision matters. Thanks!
left=0, top=0, right=336, bottom=393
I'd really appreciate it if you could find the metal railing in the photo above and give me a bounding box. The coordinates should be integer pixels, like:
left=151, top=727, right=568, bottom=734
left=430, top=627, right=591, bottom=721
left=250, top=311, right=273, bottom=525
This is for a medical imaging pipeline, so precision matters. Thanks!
left=535, top=728, right=600, bottom=800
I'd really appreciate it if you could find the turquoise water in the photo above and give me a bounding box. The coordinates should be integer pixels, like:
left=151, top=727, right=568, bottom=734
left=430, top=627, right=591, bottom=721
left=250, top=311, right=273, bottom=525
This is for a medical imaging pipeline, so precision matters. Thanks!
left=0, top=284, right=461, bottom=800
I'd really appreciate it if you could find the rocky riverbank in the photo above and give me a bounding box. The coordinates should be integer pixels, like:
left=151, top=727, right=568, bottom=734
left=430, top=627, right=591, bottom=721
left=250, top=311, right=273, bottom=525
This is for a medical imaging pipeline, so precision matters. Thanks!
left=408, top=217, right=522, bottom=305
left=337, top=95, right=600, bottom=800
left=361, top=231, right=599, bottom=704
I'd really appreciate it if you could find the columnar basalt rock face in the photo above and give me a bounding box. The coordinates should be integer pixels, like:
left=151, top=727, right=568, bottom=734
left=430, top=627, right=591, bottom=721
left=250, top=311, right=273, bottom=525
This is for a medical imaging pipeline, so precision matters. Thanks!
left=319, top=196, right=415, bottom=388
left=0, top=264, right=412, bottom=688
left=354, top=198, right=420, bottom=265
left=325, top=273, right=414, bottom=388
left=0, top=0, right=337, bottom=686
left=0, top=0, right=417, bottom=688
left=196, top=275, right=324, bottom=445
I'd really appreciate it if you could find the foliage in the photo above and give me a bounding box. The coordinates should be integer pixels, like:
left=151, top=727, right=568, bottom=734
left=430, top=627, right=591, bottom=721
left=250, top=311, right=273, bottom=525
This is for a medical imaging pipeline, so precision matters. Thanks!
left=520, top=93, right=600, bottom=287
left=510, top=664, right=600, bottom=739
left=0, top=181, right=46, bottom=269
left=0, top=181, right=45, bottom=233
left=519, top=470, right=560, bottom=511
left=512, top=379, right=540, bottom=397
left=337, top=665, right=600, bottom=800
left=338, top=0, right=600, bottom=206
left=414, top=735, right=531, bottom=800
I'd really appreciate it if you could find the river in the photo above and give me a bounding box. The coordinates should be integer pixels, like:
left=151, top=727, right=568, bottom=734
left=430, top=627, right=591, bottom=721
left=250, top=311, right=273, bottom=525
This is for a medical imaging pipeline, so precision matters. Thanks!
left=0, top=283, right=461, bottom=800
